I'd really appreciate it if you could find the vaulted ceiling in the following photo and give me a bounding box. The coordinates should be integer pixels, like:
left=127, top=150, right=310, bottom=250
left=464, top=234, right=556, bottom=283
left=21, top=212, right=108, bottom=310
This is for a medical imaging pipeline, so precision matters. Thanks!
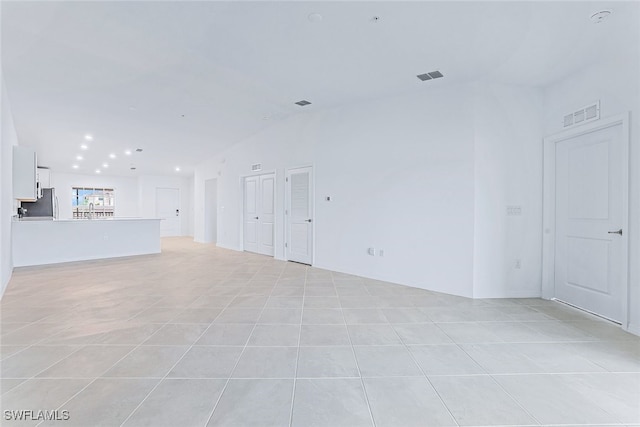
left=2, top=1, right=637, bottom=176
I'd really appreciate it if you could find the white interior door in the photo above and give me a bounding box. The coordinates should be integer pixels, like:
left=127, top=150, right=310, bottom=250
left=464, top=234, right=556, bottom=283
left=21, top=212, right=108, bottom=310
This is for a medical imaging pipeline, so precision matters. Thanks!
left=554, top=123, right=626, bottom=322
left=259, top=175, right=275, bottom=255
left=243, top=173, right=275, bottom=256
left=286, top=167, right=313, bottom=265
left=156, top=188, right=181, bottom=237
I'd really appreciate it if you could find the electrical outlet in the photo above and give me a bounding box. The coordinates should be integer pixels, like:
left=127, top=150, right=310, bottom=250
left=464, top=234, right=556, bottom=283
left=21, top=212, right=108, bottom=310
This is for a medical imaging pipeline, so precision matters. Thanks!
left=368, top=248, right=375, bottom=256
left=514, top=259, right=521, bottom=269
left=379, top=249, right=384, bottom=257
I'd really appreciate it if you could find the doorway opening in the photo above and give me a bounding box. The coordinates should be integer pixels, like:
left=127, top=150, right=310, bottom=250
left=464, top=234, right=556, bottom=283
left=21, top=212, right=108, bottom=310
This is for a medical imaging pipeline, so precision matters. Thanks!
left=204, top=178, right=217, bottom=244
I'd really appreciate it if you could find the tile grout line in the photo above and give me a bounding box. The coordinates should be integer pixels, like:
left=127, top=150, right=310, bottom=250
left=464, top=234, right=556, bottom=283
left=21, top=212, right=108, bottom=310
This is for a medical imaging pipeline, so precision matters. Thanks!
left=116, top=272, right=241, bottom=427
left=339, top=275, right=378, bottom=427
left=31, top=259, right=240, bottom=425
left=436, top=322, right=547, bottom=426
left=33, top=291, right=211, bottom=427
left=201, top=261, right=287, bottom=427
left=287, top=265, right=308, bottom=427
left=2, top=298, right=162, bottom=388
left=388, top=317, right=461, bottom=427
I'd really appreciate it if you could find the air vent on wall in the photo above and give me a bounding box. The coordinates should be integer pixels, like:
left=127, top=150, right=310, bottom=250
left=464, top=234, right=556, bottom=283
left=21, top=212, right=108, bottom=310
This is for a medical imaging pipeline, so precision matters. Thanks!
left=251, top=163, right=262, bottom=172
left=563, top=101, right=600, bottom=128
left=295, top=100, right=311, bottom=106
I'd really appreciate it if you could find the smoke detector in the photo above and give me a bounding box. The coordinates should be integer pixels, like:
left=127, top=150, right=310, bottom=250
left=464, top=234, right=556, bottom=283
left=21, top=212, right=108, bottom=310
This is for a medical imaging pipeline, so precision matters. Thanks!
left=590, top=10, right=612, bottom=24
left=308, top=13, right=322, bottom=23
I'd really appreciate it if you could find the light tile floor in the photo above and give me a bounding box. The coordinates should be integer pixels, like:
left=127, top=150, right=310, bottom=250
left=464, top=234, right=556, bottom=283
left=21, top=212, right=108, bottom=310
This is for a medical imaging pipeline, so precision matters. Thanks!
left=1, top=237, right=639, bottom=427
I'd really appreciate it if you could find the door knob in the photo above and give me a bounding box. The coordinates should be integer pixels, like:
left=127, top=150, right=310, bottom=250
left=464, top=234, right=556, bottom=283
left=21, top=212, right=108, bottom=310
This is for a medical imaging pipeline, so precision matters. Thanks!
left=305, top=219, right=312, bottom=223
left=608, top=229, right=623, bottom=236
left=254, top=216, right=259, bottom=220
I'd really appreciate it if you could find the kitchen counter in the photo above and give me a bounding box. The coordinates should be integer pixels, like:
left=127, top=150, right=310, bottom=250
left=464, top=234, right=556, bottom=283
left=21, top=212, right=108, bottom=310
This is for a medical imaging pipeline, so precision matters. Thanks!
left=12, top=217, right=161, bottom=267
left=13, top=217, right=155, bottom=222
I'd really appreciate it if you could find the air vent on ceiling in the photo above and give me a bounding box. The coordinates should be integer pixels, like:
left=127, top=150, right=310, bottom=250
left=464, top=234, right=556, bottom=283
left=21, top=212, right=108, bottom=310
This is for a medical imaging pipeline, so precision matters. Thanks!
left=417, top=70, right=444, bottom=81
left=563, top=100, right=600, bottom=128
left=135, top=148, right=143, bottom=152
left=295, top=100, right=311, bottom=106
left=251, top=163, right=262, bottom=172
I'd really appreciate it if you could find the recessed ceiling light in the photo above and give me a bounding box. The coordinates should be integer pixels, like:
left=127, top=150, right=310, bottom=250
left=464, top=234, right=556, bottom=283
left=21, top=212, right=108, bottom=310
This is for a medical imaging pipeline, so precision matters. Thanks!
left=102, top=163, right=109, bottom=168
left=308, top=13, right=323, bottom=23
left=72, top=164, right=79, bottom=169
left=95, top=169, right=101, bottom=174
left=109, top=153, right=116, bottom=159
left=295, top=100, right=311, bottom=106
left=175, top=167, right=181, bottom=172
left=130, top=167, right=137, bottom=170
left=76, top=155, right=83, bottom=161
left=590, top=10, right=612, bottom=23
left=84, top=134, right=93, bottom=141
left=80, top=144, right=88, bottom=150
left=124, top=150, right=132, bottom=155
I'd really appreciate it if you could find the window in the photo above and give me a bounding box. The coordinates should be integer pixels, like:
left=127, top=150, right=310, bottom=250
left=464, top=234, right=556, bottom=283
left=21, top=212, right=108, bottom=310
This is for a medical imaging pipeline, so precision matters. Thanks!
left=72, top=187, right=115, bottom=218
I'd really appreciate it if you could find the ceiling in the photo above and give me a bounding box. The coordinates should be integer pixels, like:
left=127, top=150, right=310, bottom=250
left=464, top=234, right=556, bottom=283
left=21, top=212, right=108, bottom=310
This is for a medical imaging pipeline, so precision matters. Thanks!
left=2, top=1, right=637, bottom=176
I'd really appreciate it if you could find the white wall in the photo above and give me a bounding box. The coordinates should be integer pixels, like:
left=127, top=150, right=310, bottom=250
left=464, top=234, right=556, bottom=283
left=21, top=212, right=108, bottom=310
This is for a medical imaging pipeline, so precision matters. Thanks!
left=472, top=83, right=544, bottom=298
left=203, top=178, right=217, bottom=243
left=194, top=82, right=550, bottom=300
left=542, top=48, right=640, bottom=333
left=138, top=175, right=192, bottom=236
left=187, top=176, right=195, bottom=237
left=196, top=85, right=477, bottom=297
left=51, top=172, right=139, bottom=219
left=1, top=77, right=18, bottom=296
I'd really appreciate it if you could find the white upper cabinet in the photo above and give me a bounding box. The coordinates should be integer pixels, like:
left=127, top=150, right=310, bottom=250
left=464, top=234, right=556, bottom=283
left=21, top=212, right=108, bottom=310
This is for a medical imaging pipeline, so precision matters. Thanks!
left=13, top=146, right=38, bottom=201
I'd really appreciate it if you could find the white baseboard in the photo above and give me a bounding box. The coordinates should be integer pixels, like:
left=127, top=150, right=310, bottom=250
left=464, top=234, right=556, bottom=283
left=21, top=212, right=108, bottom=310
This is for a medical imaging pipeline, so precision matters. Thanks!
left=624, top=322, right=640, bottom=337
left=215, top=243, right=240, bottom=251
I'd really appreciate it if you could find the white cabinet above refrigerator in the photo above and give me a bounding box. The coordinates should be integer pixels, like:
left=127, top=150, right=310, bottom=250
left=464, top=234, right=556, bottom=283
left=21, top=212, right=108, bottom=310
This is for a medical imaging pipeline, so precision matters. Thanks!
left=13, top=146, right=37, bottom=201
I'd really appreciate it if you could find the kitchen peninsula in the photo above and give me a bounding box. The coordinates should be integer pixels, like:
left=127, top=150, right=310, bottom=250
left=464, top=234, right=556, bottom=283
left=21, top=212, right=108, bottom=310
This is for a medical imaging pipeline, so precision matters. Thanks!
left=12, top=217, right=161, bottom=267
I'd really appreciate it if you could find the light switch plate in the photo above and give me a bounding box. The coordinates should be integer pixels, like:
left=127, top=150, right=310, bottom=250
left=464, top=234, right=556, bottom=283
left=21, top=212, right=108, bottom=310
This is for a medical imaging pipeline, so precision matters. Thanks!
left=507, top=205, right=522, bottom=216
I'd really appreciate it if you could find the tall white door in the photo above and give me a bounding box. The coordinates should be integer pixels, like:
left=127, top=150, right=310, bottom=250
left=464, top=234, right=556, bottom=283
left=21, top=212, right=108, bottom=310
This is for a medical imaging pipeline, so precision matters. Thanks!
left=156, top=188, right=181, bottom=237
left=243, top=174, right=275, bottom=256
left=554, top=123, right=626, bottom=322
left=286, top=167, right=313, bottom=265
